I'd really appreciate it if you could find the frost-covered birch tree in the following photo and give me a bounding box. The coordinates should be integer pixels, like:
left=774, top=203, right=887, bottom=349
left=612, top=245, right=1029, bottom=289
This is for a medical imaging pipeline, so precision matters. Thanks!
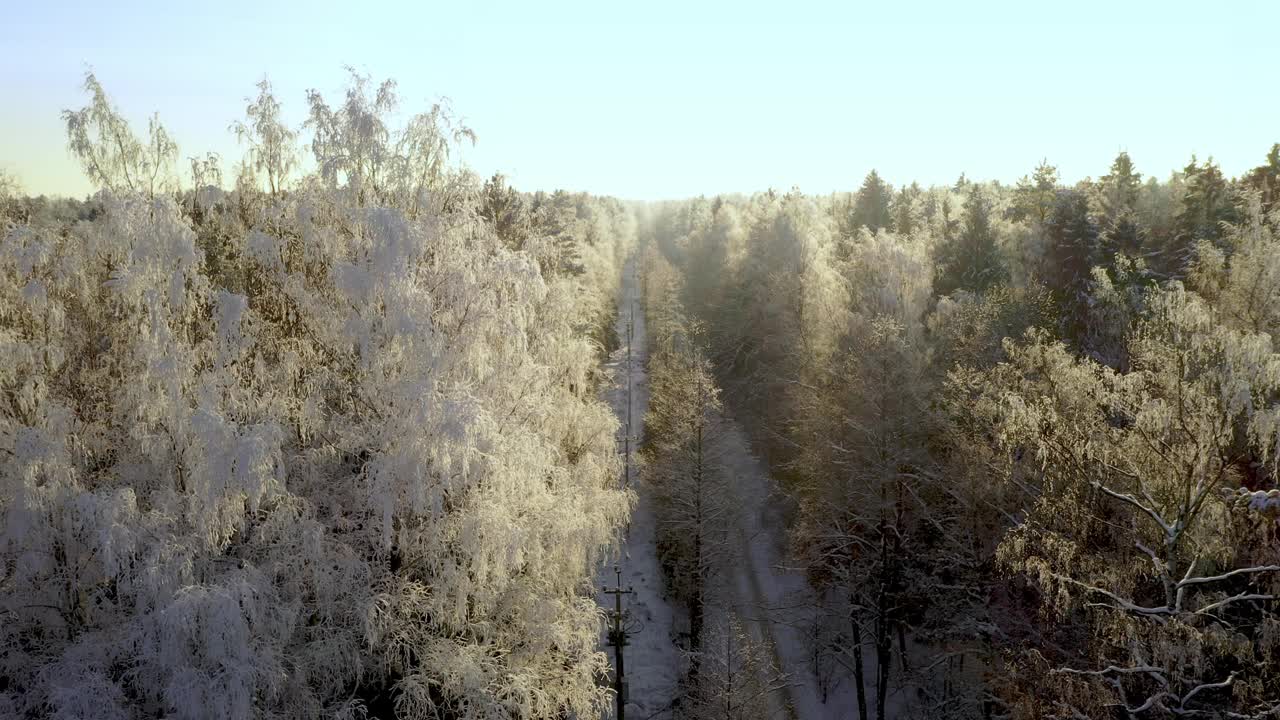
left=62, top=71, right=178, bottom=199
left=1, top=72, right=635, bottom=720
left=230, top=78, right=298, bottom=198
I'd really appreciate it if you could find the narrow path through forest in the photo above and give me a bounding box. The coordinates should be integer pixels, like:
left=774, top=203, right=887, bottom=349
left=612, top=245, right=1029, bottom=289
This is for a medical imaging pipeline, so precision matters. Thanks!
left=595, top=258, right=680, bottom=719
left=717, top=422, right=826, bottom=720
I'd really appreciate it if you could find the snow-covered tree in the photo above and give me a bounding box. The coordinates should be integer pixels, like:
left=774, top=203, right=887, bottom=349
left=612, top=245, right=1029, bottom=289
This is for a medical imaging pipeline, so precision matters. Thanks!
left=231, top=78, right=298, bottom=198
left=0, top=169, right=21, bottom=225
left=791, top=316, right=941, bottom=720
left=934, top=184, right=1007, bottom=297
left=304, top=69, right=474, bottom=215
left=1, top=72, right=635, bottom=720
left=62, top=72, right=178, bottom=199
left=643, top=253, right=738, bottom=662
left=681, top=615, right=788, bottom=720
left=1189, top=190, right=1280, bottom=343
left=957, top=284, right=1280, bottom=717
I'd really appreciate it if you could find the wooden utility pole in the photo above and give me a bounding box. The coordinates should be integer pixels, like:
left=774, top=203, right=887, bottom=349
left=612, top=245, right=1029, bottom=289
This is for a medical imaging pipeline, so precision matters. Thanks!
left=602, top=565, right=635, bottom=719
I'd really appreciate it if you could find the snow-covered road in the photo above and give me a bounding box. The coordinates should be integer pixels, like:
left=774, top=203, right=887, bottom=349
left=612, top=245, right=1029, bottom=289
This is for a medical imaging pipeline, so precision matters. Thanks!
left=714, top=421, right=828, bottom=720
left=595, top=258, right=682, bottom=720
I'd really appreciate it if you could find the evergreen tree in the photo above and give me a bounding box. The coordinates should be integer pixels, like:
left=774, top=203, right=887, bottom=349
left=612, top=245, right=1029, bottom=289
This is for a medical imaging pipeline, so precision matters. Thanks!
left=890, top=182, right=924, bottom=236
left=1243, top=143, right=1280, bottom=215
left=934, top=185, right=1006, bottom=296
left=1090, top=152, right=1147, bottom=269
left=478, top=172, right=530, bottom=250
left=1094, top=151, right=1143, bottom=225
left=848, top=169, right=893, bottom=234
left=1010, top=159, right=1058, bottom=225
left=1044, top=189, right=1100, bottom=345
left=1172, top=156, right=1238, bottom=268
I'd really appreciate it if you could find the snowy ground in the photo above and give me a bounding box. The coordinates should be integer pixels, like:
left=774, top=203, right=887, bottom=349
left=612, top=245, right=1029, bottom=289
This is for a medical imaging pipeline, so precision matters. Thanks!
left=711, top=417, right=916, bottom=719
left=595, top=258, right=682, bottom=720
left=712, top=420, right=877, bottom=720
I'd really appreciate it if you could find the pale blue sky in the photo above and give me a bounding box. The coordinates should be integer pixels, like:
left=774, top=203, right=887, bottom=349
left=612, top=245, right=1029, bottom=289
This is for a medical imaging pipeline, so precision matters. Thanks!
left=2, top=0, right=1277, bottom=199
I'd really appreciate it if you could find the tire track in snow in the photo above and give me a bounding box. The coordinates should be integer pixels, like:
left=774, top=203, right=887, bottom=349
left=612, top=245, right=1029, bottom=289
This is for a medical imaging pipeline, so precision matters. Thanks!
left=733, top=518, right=801, bottom=720
left=719, top=419, right=831, bottom=720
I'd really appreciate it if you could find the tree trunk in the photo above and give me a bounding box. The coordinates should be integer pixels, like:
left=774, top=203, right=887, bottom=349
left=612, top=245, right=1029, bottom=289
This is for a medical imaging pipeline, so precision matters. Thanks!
left=876, top=526, right=891, bottom=720
left=897, top=619, right=909, bottom=673
left=851, top=608, right=868, bottom=720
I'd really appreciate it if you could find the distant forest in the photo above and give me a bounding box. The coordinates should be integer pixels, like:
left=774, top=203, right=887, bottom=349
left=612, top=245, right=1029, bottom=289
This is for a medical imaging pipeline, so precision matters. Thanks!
left=639, top=144, right=1280, bottom=718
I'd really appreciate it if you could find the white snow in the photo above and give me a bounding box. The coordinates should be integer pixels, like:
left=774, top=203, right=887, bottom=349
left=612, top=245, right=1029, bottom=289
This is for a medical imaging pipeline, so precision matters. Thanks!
left=713, top=419, right=844, bottom=720
left=712, top=416, right=921, bottom=719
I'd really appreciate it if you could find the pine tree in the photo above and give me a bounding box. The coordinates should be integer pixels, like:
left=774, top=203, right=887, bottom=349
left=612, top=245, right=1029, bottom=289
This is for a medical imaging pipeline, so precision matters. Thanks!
left=1171, top=156, right=1238, bottom=269
left=1011, top=159, right=1058, bottom=225
left=848, top=170, right=894, bottom=234
left=1094, top=151, right=1143, bottom=226
left=1243, top=143, right=1280, bottom=215
left=1089, top=152, right=1147, bottom=270
left=1044, top=188, right=1100, bottom=345
left=934, top=185, right=1006, bottom=296
left=890, top=182, right=924, bottom=236
left=479, top=172, right=531, bottom=250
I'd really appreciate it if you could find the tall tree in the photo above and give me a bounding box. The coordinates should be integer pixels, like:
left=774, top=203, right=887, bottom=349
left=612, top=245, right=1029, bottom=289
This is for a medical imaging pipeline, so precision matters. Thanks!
left=62, top=71, right=177, bottom=199
left=478, top=172, right=530, bottom=250
left=304, top=70, right=473, bottom=213
left=683, top=615, right=789, bottom=720
left=793, top=317, right=944, bottom=720
left=1243, top=143, right=1280, bottom=215
left=1094, top=151, right=1143, bottom=225
left=934, top=185, right=1006, bottom=296
left=1092, top=152, right=1146, bottom=266
left=848, top=170, right=894, bottom=234
left=1189, top=190, right=1280, bottom=342
left=1010, top=159, right=1059, bottom=225
left=644, top=313, right=737, bottom=668
left=890, top=182, right=925, bottom=236
left=959, top=286, right=1280, bottom=718
left=0, top=169, right=22, bottom=225
left=230, top=78, right=298, bottom=198
left=1172, top=156, right=1238, bottom=268
left=1044, top=188, right=1100, bottom=346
